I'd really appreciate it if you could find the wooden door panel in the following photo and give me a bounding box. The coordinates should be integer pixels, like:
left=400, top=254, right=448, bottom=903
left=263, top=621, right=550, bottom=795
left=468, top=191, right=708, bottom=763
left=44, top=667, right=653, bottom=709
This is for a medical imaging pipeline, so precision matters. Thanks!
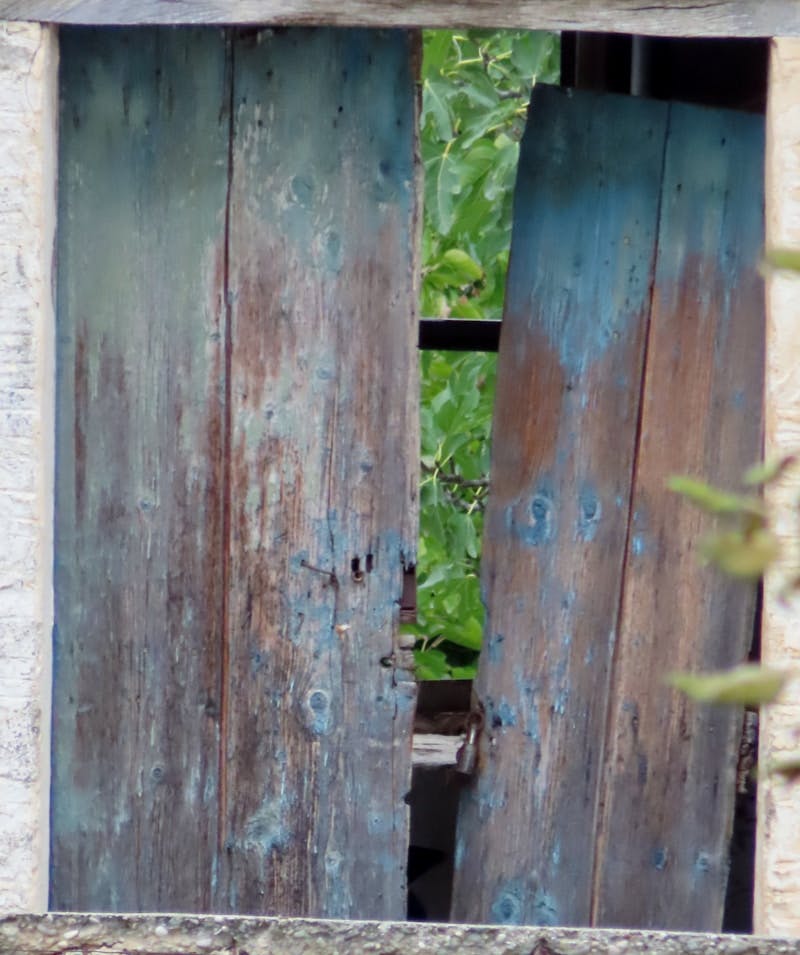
left=451, top=87, right=764, bottom=931
left=52, top=27, right=231, bottom=912
left=593, top=102, right=764, bottom=930
left=52, top=27, right=419, bottom=918
left=219, top=27, right=419, bottom=917
left=451, top=85, right=668, bottom=926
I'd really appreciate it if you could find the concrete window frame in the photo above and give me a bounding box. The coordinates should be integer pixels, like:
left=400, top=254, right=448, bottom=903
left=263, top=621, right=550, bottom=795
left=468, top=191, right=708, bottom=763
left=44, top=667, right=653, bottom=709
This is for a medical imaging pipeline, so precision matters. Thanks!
left=1, top=7, right=798, bottom=937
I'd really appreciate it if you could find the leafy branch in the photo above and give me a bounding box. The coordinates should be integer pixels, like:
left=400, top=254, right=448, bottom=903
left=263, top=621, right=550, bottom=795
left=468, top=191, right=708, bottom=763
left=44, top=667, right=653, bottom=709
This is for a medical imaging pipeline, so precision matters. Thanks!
left=410, top=30, right=559, bottom=680
left=669, top=451, right=800, bottom=778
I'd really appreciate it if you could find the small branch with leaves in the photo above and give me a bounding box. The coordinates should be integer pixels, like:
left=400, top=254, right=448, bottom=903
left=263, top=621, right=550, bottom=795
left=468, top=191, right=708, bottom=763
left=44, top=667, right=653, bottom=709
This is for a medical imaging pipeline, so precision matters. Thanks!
left=669, top=453, right=800, bottom=780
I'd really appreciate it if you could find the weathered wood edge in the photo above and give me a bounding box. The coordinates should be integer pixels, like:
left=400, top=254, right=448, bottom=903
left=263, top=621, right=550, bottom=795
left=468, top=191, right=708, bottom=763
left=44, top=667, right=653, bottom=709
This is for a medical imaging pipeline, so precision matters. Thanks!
left=2, top=912, right=799, bottom=954
left=412, top=732, right=460, bottom=768
left=0, top=0, right=798, bottom=36
left=756, top=35, right=800, bottom=938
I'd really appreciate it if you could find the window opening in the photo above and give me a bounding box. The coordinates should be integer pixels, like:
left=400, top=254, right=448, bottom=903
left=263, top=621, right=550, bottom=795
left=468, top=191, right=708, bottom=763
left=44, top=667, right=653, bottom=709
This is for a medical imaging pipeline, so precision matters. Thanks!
left=410, top=27, right=560, bottom=684
left=406, top=27, right=559, bottom=922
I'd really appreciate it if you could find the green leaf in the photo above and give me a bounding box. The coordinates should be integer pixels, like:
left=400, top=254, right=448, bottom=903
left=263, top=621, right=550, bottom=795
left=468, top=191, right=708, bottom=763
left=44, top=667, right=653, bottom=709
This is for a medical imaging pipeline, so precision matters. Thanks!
left=667, top=475, right=765, bottom=518
left=467, top=70, right=502, bottom=110
left=765, top=247, right=800, bottom=273
left=450, top=664, right=479, bottom=680
left=442, top=248, right=484, bottom=282
left=422, top=76, right=455, bottom=141
left=668, top=664, right=790, bottom=706
left=414, top=648, right=450, bottom=681
left=449, top=299, right=484, bottom=319
left=743, top=455, right=797, bottom=486
left=510, top=32, right=552, bottom=78
left=422, top=31, right=454, bottom=76
left=700, top=528, right=780, bottom=579
left=427, top=151, right=461, bottom=236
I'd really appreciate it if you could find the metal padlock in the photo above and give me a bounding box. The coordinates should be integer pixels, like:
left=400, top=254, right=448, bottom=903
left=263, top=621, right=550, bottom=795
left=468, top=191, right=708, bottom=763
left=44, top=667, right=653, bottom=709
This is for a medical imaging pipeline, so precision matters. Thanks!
left=454, top=713, right=482, bottom=776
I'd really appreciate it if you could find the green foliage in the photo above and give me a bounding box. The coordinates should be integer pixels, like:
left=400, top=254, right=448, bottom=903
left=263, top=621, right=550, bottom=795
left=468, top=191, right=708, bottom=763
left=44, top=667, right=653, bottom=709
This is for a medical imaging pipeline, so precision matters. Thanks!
left=408, top=349, right=495, bottom=680
left=668, top=471, right=781, bottom=581
left=420, top=29, right=559, bottom=321
left=411, top=30, right=558, bottom=680
left=764, top=246, right=800, bottom=273
left=670, top=458, right=800, bottom=777
left=668, top=664, right=789, bottom=707
left=666, top=475, right=765, bottom=520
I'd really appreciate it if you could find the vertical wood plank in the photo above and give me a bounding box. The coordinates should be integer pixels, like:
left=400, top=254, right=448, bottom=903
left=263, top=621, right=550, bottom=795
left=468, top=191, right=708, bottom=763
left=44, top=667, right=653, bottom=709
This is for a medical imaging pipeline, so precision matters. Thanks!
left=52, top=29, right=231, bottom=911
left=593, top=103, right=765, bottom=930
left=451, top=86, right=668, bottom=927
left=756, top=36, right=800, bottom=938
left=219, top=27, right=419, bottom=918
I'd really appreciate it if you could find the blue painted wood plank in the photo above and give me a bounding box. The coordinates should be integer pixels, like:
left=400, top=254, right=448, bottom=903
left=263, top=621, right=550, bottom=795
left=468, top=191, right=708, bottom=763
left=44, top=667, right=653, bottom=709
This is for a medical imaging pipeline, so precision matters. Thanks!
left=451, top=87, right=764, bottom=932
left=52, top=26, right=419, bottom=919
left=593, top=102, right=764, bottom=931
left=219, top=28, right=419, bottom=917
left=450, top=85, right=669, bottom=927
left=52, top=28, right=232, bottom=911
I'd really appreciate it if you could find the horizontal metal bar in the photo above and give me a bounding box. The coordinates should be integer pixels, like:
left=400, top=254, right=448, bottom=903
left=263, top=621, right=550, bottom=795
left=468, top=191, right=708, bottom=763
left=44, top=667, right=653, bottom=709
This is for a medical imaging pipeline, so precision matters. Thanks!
left=418, top=318, right=501, bottom=352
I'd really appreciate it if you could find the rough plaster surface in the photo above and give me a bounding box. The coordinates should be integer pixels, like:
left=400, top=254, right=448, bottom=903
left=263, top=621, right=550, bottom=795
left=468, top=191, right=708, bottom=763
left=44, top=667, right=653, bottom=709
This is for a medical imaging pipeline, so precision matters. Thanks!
left=0, top=19, right=798, bottom=935
left=0, top=20, right=57, bottom=915
left=756, top=36, right=800, bottom=939
left=2, top=913, right=800, bottom=955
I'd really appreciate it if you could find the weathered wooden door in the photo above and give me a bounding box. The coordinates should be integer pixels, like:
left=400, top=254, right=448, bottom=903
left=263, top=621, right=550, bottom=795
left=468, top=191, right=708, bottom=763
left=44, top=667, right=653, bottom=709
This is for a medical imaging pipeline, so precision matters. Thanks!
left=451, top=85, right=764, bottom=931
left=52, top=26, right=419, bottom=917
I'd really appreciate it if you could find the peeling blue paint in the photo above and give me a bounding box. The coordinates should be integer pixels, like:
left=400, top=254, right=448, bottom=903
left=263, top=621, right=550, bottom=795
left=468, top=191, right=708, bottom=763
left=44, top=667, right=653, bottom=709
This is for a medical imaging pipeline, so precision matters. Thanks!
left=487, top=632, right=505, bottom=663
left=454, top=833, right=465, bottom=869
left=491, top=880, right=524, bottom=924
left=367, top=811, right=392, bottom=836
left=504, top=484, right=557, bottom=548
left=552, top=687, right=568, bottom=717
left=304, top=688, right=333, bottom=735
left=631, top=534, right=646, bottom=556
left=507, top=91, right=666, bottom=376
left=494, top=699, right=517, bottom=728
left=533, top=888, right=559, bottom=926
left=694, top=851, right=712, bottom=879
left=653, top=847, right=668, bottom=871
left=291, top=173, right=314, bottom=207
left=514, top=671, right=541, bottom=745
left=241, top=799, right=293, bottom=854
left=576, top=485, right=601, bottom=542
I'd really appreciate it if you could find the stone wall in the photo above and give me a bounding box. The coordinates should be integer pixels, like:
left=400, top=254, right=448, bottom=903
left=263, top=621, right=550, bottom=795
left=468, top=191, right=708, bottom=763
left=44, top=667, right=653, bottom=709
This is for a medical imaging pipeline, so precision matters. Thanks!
left=0, top=21, right=57, bottom=914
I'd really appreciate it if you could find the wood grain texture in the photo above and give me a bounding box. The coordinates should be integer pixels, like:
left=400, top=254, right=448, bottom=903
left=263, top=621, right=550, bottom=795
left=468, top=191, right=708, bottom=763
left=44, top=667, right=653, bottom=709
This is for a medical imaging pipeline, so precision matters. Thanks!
left=450, top=85, right=668, bottom=928
left=594, top=102, right=765, bottom=931
left=451, top=88, right=765, bottom=931
left=1, top=0, right=799, bottom=34
left=3, top=912, right=800, bottom=955
left=756, top=36, right=800, bottom=938
left=412, top=733, right=461, bottom=768
left=52, top=26, right=419, bottom=918
left=214, top=27, right=419, bottom=918
left=52, top=28, right=231, bottom=912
